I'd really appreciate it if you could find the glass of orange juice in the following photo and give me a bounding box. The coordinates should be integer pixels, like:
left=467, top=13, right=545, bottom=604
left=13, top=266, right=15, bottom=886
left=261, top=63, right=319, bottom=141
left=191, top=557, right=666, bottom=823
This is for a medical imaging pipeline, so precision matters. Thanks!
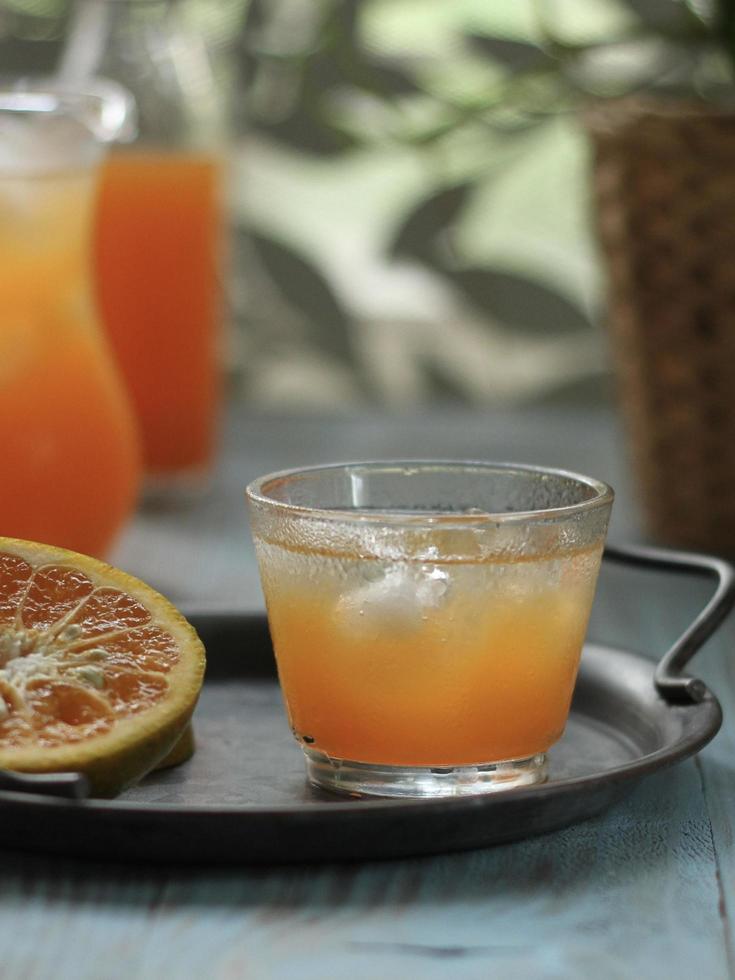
left=247, top=461, right=613, bottom=798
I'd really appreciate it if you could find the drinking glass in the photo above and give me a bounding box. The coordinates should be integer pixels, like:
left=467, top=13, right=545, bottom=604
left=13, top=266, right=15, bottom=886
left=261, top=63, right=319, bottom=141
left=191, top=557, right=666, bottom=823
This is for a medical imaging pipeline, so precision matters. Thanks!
left=247, top=461, right=613, bottom=798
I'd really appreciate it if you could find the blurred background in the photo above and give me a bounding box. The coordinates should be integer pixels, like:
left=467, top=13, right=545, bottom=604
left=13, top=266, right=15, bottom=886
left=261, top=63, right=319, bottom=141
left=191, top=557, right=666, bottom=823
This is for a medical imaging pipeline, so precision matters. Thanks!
left=4, top=0, right=735, bottom=563
left=7, top=0, right=723, bottom=411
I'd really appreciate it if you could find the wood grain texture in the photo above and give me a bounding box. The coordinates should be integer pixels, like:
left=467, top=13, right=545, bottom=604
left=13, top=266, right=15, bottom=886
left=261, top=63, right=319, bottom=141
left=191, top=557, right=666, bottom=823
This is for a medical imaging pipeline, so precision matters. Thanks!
left=0, top=407, right=732, bottom=979
left=698, top=622, right=735, bottom=978
left=0, top=765, right=728, bottom=980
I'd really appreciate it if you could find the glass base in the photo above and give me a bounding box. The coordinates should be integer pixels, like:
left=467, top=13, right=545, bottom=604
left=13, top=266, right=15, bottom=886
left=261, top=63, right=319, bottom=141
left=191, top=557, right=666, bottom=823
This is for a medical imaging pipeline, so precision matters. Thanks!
left=304, top=748, right=548, bottom=799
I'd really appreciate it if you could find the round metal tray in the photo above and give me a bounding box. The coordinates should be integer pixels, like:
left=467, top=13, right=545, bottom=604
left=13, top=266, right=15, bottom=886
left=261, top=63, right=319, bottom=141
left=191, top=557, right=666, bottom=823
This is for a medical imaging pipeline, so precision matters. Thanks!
left=0, top=544, right=732, bottom=865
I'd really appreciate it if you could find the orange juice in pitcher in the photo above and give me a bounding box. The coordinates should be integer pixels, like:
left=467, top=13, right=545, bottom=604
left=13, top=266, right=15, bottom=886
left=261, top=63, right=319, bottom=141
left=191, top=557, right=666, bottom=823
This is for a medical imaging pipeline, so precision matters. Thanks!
left=94, top=150, right=221, bottom=484
left=59, top=0, right=230, bottom=491
left=0, top=84, right=140, bottom=557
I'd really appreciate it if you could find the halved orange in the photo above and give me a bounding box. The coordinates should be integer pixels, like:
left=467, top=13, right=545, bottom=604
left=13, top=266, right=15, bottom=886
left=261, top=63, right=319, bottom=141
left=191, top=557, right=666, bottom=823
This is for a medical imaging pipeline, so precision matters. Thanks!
left=0, top=537, right=205, bottom=796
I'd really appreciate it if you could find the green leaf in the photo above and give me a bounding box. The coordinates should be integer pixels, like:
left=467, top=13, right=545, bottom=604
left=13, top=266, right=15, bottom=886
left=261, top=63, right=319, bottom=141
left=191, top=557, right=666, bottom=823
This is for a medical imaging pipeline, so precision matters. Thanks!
left=242, top=0, right=268, bottom=34
left=246, top=53, right=365, bottom=157
left=322, top=0, right=361, bottom=48
left=253, top=113, right=358, bottom=157
left=531, top=372, right=613, bottom=406
left=616, top=0, right=701, bottom=33
left=449, top=267, right=594, bottom=336
left=388, top=184, right=473, bottom=261
left=249, top=232, right=355, bottom=365
left=421, top=356, right=474, bottom=401
left=466, top=34, right=554, bottom=72
left=717, top=0, right=735, bottom=73
left=344, top=57, right=421, bottom=98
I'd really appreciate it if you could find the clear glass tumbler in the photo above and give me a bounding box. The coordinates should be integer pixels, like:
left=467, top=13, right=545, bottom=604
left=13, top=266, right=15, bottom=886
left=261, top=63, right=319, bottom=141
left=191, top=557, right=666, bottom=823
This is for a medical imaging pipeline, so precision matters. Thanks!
left=247, top=461, right=613, bottom=798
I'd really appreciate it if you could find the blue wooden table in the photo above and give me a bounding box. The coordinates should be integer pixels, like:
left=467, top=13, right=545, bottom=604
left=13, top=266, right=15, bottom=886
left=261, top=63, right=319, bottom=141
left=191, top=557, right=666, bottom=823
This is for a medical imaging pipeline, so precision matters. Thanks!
left=3, top=406, right=734, bottom=979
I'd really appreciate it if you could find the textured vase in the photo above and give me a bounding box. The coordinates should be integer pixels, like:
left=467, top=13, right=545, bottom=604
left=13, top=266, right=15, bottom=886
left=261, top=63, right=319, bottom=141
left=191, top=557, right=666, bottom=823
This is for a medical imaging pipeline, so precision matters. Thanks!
left=588, top=100, right=735, bottom=555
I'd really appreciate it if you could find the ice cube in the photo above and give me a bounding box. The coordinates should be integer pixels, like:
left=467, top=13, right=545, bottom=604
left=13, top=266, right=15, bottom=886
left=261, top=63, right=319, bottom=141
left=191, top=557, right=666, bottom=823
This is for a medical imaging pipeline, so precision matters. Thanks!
left=335, top=563, right=450, bottom=635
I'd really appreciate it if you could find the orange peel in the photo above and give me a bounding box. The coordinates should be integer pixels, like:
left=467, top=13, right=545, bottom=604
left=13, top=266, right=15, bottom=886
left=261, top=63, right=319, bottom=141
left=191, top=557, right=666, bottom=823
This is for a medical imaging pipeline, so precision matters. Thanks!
left=0, top=537, right=205, bottom=796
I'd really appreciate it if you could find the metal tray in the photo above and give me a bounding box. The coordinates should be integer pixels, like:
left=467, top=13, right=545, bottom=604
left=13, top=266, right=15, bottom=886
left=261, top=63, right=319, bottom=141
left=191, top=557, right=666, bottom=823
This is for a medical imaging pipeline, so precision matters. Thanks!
left=0, top=544, right=732, bottom=865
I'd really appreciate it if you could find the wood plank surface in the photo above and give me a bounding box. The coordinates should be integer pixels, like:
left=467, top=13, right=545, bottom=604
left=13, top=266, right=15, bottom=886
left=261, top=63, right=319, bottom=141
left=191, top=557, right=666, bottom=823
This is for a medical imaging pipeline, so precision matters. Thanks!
left=698, top=624, right=735, bottom=979
left=1, top=407, right=732, bottom=979
left=0, top=762, right=728, bottom=980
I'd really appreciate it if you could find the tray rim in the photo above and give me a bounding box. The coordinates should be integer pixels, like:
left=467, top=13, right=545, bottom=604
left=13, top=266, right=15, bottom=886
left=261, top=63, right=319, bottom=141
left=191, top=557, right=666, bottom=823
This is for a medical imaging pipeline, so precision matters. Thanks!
left=0, top=633, right=722, bottom=820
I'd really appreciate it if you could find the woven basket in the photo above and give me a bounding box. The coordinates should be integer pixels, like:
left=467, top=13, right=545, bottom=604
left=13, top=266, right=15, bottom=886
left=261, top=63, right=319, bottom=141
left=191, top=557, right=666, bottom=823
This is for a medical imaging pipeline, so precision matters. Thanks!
left=587, top=100, right=735, bottom=555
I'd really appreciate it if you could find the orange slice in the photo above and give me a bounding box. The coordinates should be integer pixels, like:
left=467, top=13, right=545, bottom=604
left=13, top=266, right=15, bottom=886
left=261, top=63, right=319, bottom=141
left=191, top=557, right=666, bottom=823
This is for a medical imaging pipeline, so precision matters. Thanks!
left=0, top=537, right=205, bottom=796
left=155, top=721, right=196, bottom=770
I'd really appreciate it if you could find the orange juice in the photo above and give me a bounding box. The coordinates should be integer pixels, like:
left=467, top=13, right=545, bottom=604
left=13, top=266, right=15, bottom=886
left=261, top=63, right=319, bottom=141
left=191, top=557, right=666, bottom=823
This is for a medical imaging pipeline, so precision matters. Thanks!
left=256, top=540, right=602, bottom=767
left=94, top=151, right=221, bottom=481
left=0, top=170, right=140, bottom=557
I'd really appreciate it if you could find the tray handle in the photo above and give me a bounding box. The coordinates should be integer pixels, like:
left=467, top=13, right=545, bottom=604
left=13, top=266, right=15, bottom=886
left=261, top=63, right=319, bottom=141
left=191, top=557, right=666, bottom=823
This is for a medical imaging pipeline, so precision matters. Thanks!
left=604, top=543, right=735, bottom=704
left=0, top=769, right=89, bottom=800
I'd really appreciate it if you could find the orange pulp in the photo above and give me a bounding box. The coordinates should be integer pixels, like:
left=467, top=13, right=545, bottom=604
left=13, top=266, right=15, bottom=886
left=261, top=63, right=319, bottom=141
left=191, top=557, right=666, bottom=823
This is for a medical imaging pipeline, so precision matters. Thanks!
left=260, top=544, right=602, bottom=766
left=94, top=151, right=222, bottom=480
left=0, top=171, right=140, bottom=557
left=0, top=538, right=205, bottom=796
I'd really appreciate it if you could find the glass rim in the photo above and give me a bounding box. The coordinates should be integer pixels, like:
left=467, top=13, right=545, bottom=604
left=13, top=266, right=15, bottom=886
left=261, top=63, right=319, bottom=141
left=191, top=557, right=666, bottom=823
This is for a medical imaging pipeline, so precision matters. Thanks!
left=246, top=459, right=614, bottom=528
left=0, top=76, right=136, bottom=143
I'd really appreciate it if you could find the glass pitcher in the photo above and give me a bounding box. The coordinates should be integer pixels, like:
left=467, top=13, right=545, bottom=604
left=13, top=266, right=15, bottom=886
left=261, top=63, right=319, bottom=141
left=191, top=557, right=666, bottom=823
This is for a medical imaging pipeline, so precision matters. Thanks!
left=0, top=81, right=141, bottom=557
left=61, top=0, right=229, bottom=495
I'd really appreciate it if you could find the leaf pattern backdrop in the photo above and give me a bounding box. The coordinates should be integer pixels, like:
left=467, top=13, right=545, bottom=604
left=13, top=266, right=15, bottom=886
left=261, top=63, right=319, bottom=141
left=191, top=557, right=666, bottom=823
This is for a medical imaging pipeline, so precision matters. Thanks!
left=0, top=0, right=611, bottom=407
